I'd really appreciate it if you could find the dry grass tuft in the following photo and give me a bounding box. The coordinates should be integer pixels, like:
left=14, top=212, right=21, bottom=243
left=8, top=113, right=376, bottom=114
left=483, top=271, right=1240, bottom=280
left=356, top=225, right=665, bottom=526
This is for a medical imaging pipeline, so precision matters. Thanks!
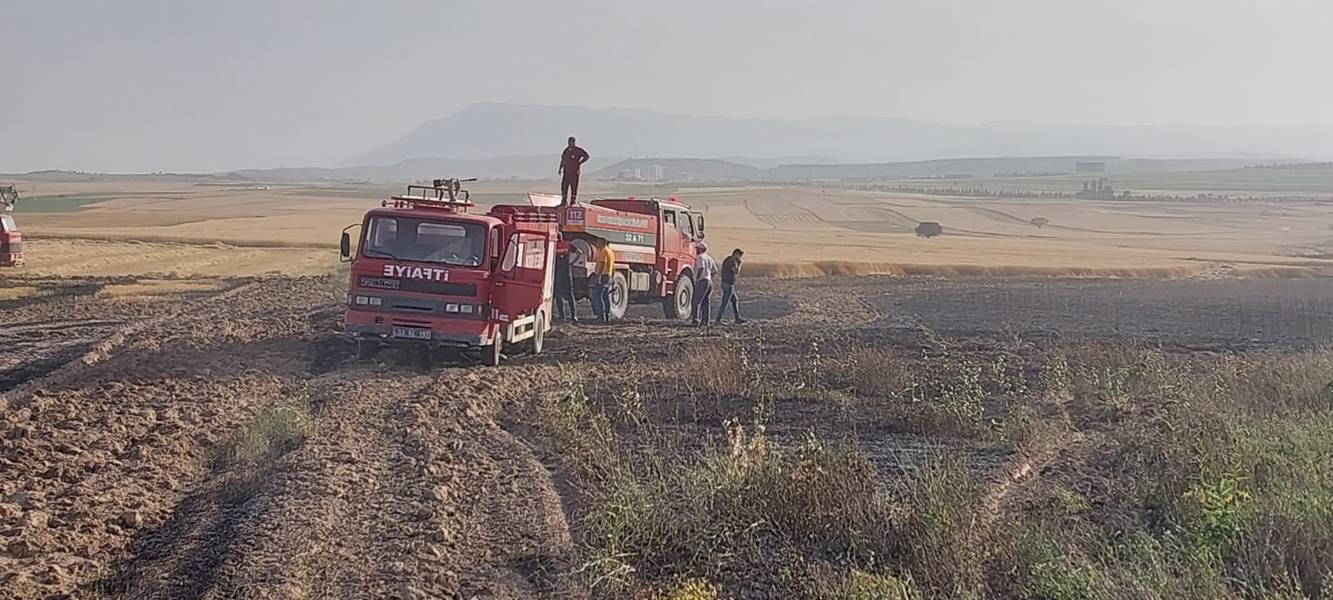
left=678, top=343, right=757, bottom=399
left=216, top=400, right=312, bottom=468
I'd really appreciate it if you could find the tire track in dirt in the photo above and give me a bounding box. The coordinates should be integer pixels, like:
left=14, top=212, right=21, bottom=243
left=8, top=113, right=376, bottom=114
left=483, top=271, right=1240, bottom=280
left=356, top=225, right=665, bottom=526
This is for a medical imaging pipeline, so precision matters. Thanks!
left=0, top=279, right=263, bottom=403
left=0, top=277, right=336, bottom=598
left=104, top=359, right=578, bottom=599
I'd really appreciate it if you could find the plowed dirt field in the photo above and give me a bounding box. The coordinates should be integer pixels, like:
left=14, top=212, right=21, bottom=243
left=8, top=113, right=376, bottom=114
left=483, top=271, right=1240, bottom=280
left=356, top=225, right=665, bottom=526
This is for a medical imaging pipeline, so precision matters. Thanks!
left=3, top=273, right=1332, bottom=598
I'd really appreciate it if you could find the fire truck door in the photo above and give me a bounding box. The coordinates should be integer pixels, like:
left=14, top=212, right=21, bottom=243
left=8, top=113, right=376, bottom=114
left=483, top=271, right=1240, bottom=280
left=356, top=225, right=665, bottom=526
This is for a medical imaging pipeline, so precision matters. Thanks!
left=493, top=231, right=554, bottom=328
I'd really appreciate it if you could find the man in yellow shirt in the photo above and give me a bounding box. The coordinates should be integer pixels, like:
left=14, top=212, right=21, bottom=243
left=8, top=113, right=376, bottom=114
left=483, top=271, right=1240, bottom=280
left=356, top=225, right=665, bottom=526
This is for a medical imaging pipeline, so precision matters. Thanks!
left=593, top=243, right=615, bottom=322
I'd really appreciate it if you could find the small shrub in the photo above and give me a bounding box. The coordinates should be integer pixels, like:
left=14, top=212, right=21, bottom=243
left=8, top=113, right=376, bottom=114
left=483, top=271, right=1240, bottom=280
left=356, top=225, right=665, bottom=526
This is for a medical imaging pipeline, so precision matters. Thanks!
left=938, top=362, right=986, bottom=426
left=580, top=423, right=894, bottom=591
left=838, top=570, right=924, bottom=600
left=894, top=454, right=986, bottom=596
left=537, top=383, right=621, bottom=484
left=987, top=351, right=1030, bottom=397
left=681, top=343, right=756, bottom=398
left=1183, top=473, right=1250, bottom=558
left=217, top=400, right=312, bottom=467
left=998, top=402, right=1043, bottom=450
left=659, top=578, right=719, bottom=600
left=846, top=348, right=908, bottom=398
left=1012, top=529, right=1102, bottom=600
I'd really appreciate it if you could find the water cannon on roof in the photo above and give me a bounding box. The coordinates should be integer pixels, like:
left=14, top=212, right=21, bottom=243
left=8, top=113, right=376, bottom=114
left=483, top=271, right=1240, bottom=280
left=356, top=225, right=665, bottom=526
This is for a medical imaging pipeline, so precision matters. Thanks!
left=387, top=177, right=478, bottom=211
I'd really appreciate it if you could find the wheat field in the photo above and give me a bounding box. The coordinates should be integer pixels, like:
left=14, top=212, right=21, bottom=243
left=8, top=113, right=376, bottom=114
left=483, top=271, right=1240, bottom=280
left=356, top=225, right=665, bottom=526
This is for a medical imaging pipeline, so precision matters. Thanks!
left=6, top=177, right=1333, bottom=279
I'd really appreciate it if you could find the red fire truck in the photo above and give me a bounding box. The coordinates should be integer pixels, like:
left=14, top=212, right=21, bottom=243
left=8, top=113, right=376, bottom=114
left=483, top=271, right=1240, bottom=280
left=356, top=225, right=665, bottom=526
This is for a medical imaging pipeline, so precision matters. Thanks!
left=341, top=179, right=557, bottom=365
left=1, top=186, right=22, bottom=267
left=551, top=196, right=706, bottom=320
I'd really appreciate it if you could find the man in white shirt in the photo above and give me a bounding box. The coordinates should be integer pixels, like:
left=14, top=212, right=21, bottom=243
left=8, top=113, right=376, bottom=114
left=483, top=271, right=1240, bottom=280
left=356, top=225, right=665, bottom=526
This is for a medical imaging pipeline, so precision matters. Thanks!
left=690, top=243, right=718, bottom=326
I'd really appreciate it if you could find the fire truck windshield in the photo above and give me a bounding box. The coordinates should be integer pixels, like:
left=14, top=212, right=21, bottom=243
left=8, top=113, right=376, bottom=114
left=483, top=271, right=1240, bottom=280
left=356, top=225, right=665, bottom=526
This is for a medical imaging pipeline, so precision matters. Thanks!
left=362, top=216, right=486, bottom=267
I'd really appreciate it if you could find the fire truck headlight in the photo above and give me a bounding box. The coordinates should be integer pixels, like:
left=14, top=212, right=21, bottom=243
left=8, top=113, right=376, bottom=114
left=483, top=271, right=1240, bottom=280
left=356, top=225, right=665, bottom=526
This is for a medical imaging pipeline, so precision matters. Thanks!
left=369, top=297, right=382, bottom=306
left=354, top=295, right=369, bottom=305
left=354, top=295, right=383, bottom=306
left=445, top=303, right=460, bottom=313
left=460, top=304, right=474, bottom=314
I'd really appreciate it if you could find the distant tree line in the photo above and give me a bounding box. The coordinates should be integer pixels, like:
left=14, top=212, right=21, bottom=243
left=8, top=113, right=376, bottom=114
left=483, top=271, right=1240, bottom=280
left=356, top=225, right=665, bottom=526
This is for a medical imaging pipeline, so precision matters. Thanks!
left=1243, top=162, right=1333, bottom=170
left=840, top=183, right=1332, bottom=204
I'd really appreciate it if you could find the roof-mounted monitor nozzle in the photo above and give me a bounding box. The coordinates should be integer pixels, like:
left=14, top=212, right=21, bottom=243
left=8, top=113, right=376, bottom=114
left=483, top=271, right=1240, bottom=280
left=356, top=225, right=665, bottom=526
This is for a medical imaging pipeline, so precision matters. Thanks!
left=386, top=177, right=480, bottom=211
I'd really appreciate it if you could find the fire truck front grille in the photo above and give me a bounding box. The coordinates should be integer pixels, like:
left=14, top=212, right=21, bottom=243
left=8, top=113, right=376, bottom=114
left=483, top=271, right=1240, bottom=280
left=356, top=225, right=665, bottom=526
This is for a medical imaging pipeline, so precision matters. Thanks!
left=359, top=276, right=477, bottom=296
left=391, top=301, right=435, bottom=313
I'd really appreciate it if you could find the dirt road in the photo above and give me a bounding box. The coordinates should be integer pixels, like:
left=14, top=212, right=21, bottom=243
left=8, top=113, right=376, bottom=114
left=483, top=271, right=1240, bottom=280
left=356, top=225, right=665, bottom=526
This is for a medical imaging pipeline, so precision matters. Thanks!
left=3, top=273, right=1333, bottom=598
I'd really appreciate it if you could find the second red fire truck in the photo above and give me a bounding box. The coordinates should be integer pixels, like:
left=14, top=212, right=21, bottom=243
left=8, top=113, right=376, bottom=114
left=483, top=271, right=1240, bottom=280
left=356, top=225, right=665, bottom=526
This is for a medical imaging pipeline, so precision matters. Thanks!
left=340, top=179, right=557, bottom=365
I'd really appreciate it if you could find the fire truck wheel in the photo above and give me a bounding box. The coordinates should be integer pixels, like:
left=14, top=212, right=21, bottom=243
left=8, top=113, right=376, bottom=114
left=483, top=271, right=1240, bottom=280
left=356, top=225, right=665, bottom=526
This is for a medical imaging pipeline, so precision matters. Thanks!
left=531, top=313, right=546, bottom=354
left=609, top=272, right=629, bottom=320
left=484, top=337, right=503, bottom=367
left=664, top=273, right=693, bottom=320
left=356, top=340, right=381, bottom=360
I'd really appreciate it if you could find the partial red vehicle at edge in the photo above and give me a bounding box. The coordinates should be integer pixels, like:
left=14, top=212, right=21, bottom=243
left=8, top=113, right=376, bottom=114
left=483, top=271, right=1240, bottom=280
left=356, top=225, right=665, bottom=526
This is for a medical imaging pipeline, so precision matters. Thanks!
left=340, top=179, right=557, bottom=366
left=1, top=185, right=22, bottom=267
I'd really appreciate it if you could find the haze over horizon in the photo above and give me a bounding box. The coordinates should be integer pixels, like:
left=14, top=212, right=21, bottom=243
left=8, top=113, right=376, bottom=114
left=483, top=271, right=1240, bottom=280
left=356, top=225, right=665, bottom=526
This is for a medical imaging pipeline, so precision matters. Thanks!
left=4, top=0, right=1331, bottom=173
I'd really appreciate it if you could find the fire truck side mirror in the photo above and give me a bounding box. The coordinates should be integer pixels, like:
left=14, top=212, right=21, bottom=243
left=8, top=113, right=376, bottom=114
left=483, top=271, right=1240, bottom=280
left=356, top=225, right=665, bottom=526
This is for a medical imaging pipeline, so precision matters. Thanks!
left=339, top=232, right=351, bottom=261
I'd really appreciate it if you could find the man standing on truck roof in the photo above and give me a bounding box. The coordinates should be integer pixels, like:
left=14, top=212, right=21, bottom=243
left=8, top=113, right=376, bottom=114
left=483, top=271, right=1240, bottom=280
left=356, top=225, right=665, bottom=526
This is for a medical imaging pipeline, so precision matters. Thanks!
left=558, top=136, right=590, bottom=206
left=555, top=242, right=580, bottom=323
left=593, top=243, right=616, bottom=322
left=691, top=243, right=718, bottom=327
left=715, top=248, right=746, bottom=325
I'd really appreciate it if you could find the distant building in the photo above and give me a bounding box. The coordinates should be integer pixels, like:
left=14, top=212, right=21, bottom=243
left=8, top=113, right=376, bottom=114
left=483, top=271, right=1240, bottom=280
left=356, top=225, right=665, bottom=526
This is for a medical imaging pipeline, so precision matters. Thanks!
left=1075, top=161, right=1107, bottom=173
left=1075, top=177, right=1118, bottom=199
left=650, top=164, right=666, bottom=182
left=633, top=167, right=642, bottom=180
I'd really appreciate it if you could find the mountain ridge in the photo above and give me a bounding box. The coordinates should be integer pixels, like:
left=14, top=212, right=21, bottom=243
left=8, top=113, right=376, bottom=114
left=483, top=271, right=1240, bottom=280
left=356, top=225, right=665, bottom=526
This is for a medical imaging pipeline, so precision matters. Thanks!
left=345, top=103, right=1333, bottom=167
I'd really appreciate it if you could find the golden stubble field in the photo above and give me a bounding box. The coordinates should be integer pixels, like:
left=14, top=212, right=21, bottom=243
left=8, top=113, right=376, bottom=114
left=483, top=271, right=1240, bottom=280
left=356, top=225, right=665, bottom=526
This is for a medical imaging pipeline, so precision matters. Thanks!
left=7, top=176, right=1333, bottom=280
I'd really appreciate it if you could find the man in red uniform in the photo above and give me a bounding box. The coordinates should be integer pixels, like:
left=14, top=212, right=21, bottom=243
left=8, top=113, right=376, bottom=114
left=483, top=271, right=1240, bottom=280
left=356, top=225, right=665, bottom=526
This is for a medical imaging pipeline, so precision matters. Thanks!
left=558, top=136, right=590, bottom=206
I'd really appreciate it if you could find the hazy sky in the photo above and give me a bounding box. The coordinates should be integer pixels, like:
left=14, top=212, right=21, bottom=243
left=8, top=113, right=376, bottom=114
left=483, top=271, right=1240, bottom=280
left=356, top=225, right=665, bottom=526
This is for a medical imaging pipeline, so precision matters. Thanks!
left=3, top=0, right=1331, bottom=172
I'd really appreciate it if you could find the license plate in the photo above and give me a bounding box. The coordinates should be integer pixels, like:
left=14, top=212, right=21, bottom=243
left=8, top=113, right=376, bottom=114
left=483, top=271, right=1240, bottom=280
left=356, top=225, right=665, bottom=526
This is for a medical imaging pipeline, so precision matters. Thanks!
left=391, top=327, right=431, bottom=340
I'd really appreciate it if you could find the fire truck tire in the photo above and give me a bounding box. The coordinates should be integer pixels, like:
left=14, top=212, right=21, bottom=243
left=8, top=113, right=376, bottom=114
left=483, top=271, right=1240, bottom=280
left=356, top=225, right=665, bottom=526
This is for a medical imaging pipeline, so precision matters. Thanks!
left=531, top=313, right=546, bottom=354
left=608, top=272, right=629, bottom=320
left=483, top=337, right=503, bottom=367
left=356, top=340, right=381, bottom=360
left=664, top=273, right=693, bottom=320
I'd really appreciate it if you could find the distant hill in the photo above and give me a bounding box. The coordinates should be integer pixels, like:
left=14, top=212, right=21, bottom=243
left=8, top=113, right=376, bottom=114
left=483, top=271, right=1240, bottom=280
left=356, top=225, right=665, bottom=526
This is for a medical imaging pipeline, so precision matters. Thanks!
left=765, top=156, right=1282, bottom=181
left=221, top=155, right=1293, bottom=184
left=345, top=103, right=1333, bottom=167
left=228, top=155, right=619, bottom=182
left=766, top=156, right=1115, bottom=180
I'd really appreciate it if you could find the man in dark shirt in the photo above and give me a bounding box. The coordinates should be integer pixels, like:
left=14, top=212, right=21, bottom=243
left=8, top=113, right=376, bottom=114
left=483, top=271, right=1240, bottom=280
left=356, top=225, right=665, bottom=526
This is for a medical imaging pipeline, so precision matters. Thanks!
left=554, top=243, right=580, bottom=322
left=715, top=248, right=746, bottom=325
left=558, top=136, right=590, bottom=206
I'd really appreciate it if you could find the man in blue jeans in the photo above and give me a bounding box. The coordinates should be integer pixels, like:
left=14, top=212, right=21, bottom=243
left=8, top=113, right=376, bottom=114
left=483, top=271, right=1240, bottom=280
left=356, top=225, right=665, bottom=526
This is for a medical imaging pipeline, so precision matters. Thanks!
left=690, top=243, right=717, bottom=326
left=593, top=243, right=615, bottom=322
left=715, top=248, right=746, bottom=325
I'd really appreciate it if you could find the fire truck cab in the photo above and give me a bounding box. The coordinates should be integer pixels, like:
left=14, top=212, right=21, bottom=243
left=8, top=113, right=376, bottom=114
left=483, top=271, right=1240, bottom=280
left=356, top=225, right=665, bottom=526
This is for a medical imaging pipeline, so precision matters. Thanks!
left=341, top=179, right=557, bottom=366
